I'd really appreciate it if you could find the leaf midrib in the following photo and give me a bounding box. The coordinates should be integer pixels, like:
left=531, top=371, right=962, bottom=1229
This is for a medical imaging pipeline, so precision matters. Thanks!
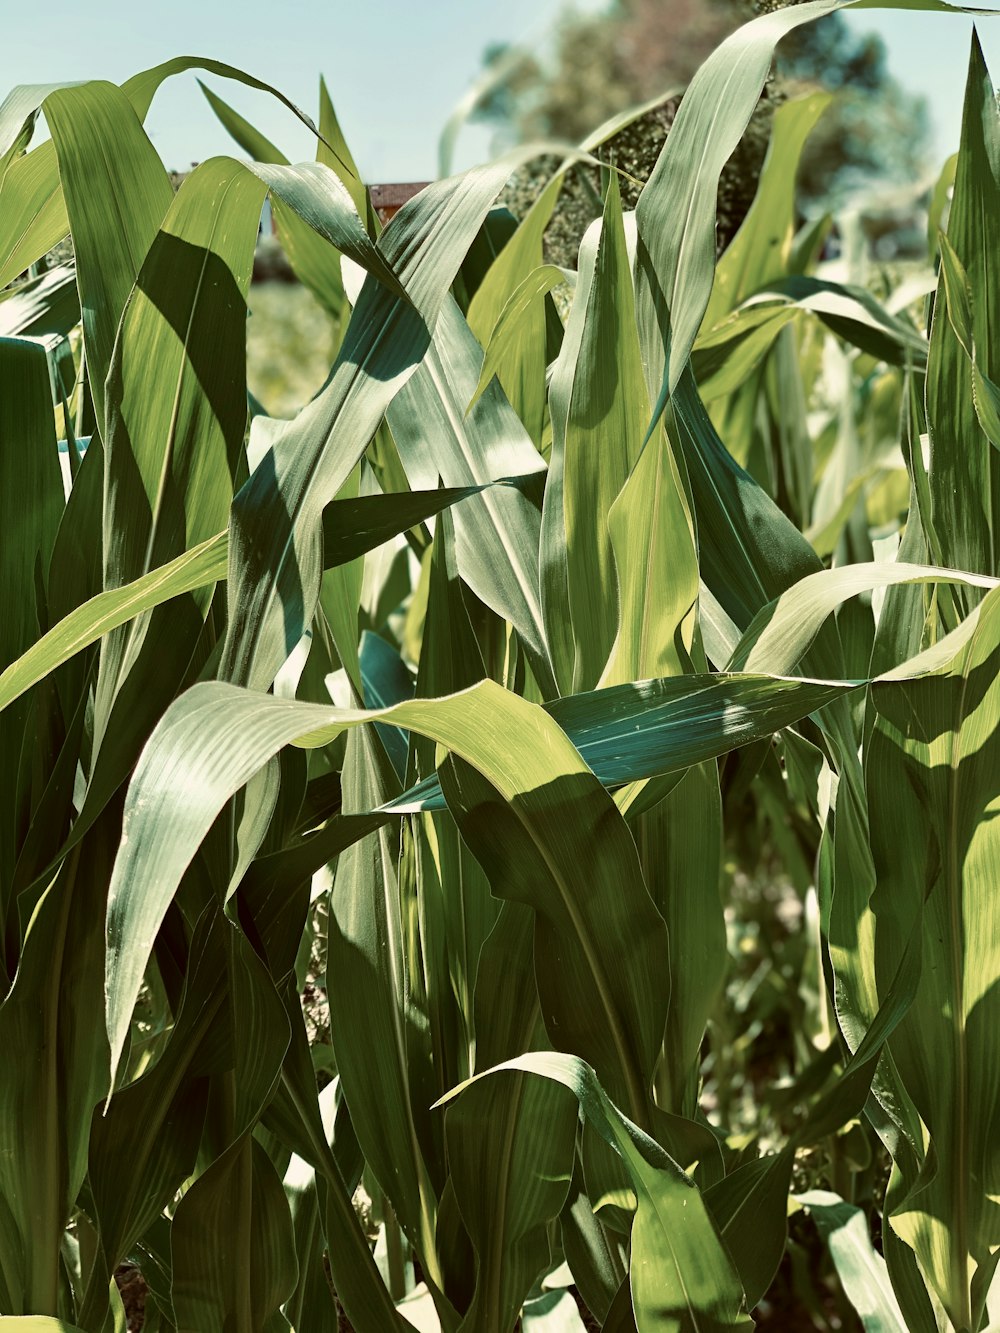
left=507, top=794, right=650, bottom=1130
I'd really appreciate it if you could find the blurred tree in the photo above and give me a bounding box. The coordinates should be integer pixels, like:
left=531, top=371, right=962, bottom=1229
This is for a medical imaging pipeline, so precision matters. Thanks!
left=478, top=0, right=739, bottom=145
left=776, top=16, right=930, bottom=206
left=477, top=0, right=930, bottom=247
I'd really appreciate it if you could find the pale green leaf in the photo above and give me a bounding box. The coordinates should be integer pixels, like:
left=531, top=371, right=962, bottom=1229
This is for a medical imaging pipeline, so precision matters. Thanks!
left=466, top=263, right=567, bottom=414
left=796, top=1192, right=907, bottom=1332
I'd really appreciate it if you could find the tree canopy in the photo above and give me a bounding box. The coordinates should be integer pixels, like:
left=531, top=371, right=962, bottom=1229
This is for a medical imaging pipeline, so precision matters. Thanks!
left=477, top=0, right=930, bottom=214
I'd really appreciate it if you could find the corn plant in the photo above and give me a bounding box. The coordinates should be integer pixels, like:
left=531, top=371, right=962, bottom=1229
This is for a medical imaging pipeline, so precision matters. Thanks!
left=2, top=1, right=1000, bottom=1330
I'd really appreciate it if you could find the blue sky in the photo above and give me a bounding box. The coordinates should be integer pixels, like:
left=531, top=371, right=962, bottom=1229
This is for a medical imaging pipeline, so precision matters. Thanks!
left=1, top=1, right=998, bottom=182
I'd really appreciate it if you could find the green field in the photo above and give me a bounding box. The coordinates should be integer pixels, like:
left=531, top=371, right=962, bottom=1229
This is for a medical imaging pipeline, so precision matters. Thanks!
left=2, top=8, right=1000, bottom=1332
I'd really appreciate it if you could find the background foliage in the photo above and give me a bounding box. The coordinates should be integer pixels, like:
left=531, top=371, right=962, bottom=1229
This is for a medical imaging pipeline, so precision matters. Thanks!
left=478, top=0, right=930, bottom=266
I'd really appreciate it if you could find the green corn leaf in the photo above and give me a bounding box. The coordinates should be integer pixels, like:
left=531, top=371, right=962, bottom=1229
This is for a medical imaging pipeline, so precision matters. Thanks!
left=250, top=938, right=413, bottom=1332
left=579, top=189, right=725, bottom=1128
left=0, top=265, right=79, bottom=340
left=0, top=56, right=337, bottom=290
left=865, top=585, right=1000, bottom=1328
left=8, top=20, right=1000, bottom=1330
left=629, top=760, right=725, bottom=1122
left=703, top=1153, right=796, bottom=1310
left=796, top=1192, right=907, bottom=1332
left=733, top=561, right=1000, bottom=674
left=76, top=912, right=224, bottom=1328
left=82, top=156, right=265, bottom=831
left=166, top=919, right=296, bottom=1331
left=102, top=677, right=679, bottom=1110
left=452, top=202, right=518, bottom=315
left=600, top=1279, right=641, bottom=1333
left=359, top=631, right=414, bottom=779
left=170, top=1137, right=297, bottom=1333
left=0, top=479, right=530, bottom=718
left=219, top=146, right=557, bottom=693
left=121, top=56, right=325, bottom=145
left=755, top=278, right=926, bottom=367
left=522, top=1288, right=589, bottom=1333
left=99, top=155, right=261, bottom=590
left=446, top=1070, right=578, bottom=1333
left=972, top=359, right=1000, bottom=449
left=555, top=176, right=649, bottom=693
left=410, top=509, right=499, bottom=1107
left=936, top=230, right=974, bottom=356
left=440, top=1051, right=753, bottom=1333
left=0, top=343, right=88, bottom=1309
left=322, top=476, right=532, bottom=568
left=928, top=151, right=959, bottom=257
left=695, top=279, right=926, bottom=403
left=199, top=81, right=361, bottom=319
left=199, top=78, right=286, bottom=160
left=602, top=414, right=698, bottom=690
left=80, top=911, right=224, bottom=1257
left=317, top=1171, right=419, bottom=1333
left=382, top=672, right=861, bottom=816
left=636, top=0, right=851, bottom=416
left=694, top=303, right=800, bottom=403
left=0, top=338, right=63, bottom=672
left=0, top=816, right=115, bottom=1314
left=441, top=748, right=632, bottom=1318
left=706, top=91, right=831, bottom=325
left=0, top=84, right=68, bottom=157
left=44, top=81, right=173, bottom=426
left=0, top=531, right=227, bottom=715
left=634, top=0, right=980, bottom=427
left=559, top=1158, right=629, bottom=1322
left=280, top=1171, right=338, bottom=1333
left=926, top=31, right=1000, bottom=596
left=0, top=1321, right=89, bottom=1331
left=388, top=297, right=553, bottom=694
left=669, top=367, right=830, bottom=648
left=937, top=229, right=1000, bottom=458
left=0, top=336, right=64, bottom=916
left=0, top=142, right=69, bottom=290
left=466, top=173, right=563, bottom=446
left=444, top=756, right=662, bottom=1169
left=324, top=719, right=447, bottom=1298
left=248, top=161, right=404, bottom=296
left=317, top=75, right=368, bottom=219
left=466, top=262, right=568, bottom=415
left=73, top=129, right=483, bottom=816
left=705, top=908, right=925, bottom=1308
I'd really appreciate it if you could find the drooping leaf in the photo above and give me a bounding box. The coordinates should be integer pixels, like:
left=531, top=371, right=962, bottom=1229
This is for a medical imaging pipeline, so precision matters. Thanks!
left=220, top=146, right=558, bottom=693
left=388, top=297, right=552, bottom=693
left=0, top=532, right=227, bottom=715
left=441, top=1052, right=753, bottom=1333
left=733, top=561, right=999, bottom=674
left=633, top=0, right=976, bottom=425
left=382, top=671, right=861, bottom=816
left=796, top=1192, right=907, bottom=1332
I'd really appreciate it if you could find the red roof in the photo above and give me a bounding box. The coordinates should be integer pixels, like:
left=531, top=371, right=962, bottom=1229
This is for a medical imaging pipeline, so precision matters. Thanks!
left=369, top=182, right=431, bottom=221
